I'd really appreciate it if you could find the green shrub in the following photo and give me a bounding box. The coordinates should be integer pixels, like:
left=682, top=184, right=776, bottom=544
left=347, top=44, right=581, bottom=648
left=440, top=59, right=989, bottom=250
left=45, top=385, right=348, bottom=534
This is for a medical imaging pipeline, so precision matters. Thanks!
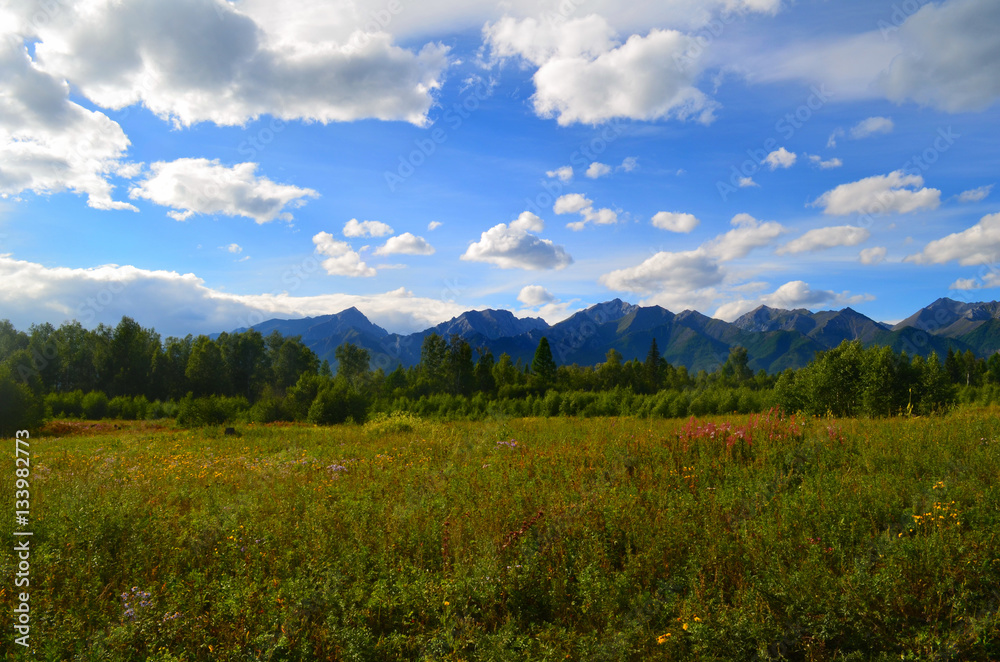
left=364, top=411, right=423, bottom=436
left=46, top=389, right=85, bottom=418
left=0, top=365, right=43, bottom=434
left=177, top=394, right=250, bottom=427
left=81, top=391, right=110, bottom=420
left=307, top=381, right=368, bottom=425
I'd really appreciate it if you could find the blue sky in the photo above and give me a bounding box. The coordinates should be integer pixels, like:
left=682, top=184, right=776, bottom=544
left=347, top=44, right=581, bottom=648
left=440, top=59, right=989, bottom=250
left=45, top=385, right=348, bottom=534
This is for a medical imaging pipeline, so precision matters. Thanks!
left=1, top=0, right=999, bottom=336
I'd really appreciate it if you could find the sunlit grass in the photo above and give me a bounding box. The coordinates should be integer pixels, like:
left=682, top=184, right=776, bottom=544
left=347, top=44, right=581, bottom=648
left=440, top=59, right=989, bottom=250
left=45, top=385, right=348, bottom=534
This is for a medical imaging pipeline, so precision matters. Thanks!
left=2, top=410, right=1000, bottom=660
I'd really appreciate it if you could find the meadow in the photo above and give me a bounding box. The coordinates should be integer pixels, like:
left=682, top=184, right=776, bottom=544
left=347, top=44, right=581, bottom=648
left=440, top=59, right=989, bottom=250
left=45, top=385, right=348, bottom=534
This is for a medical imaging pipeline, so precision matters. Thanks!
left=3, top=409, right=1000, bottom=661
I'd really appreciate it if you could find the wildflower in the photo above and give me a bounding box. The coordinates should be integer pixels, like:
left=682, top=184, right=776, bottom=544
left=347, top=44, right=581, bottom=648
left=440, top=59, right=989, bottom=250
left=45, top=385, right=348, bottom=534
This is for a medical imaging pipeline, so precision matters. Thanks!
left=657, top=633, right=671, bottom=644
left=683, top=622, right=689, bottom=631
left=694, top=616, right=702, bottom=622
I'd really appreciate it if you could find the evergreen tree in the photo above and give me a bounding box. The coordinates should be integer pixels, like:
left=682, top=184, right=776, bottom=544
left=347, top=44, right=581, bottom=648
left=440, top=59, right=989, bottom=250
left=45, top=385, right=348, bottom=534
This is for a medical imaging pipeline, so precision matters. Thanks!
left=531, top=337, right=557, bottom=385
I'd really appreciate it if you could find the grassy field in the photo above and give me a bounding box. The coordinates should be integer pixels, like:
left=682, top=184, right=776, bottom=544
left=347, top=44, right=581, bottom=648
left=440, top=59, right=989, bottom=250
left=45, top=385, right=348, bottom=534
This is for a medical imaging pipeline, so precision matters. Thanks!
left=3, top=409, right=1000, bottom=661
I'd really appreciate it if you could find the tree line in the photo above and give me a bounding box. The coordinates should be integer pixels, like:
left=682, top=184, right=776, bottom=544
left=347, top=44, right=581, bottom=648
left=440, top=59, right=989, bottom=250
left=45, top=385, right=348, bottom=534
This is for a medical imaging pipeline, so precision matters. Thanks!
left=2, top=315, right=997, bottom=432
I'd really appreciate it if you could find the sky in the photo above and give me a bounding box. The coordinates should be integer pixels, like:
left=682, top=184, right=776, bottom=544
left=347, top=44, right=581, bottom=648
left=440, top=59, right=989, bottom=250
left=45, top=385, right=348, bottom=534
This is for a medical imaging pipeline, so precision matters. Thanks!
left=1, top=0, right=999, bottom=337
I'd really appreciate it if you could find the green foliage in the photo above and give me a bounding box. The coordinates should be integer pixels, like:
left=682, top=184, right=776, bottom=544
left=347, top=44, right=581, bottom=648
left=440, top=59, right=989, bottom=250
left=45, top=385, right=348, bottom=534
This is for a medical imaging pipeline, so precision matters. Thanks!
left=81, top=390, right=110, bottom=420
left=176, top=394, right=250, bottom=427
left=530, top=336, right=557, bottom=385
left=0, top=364, right=43, bottom=434
left=10, top=412, right=1000, bottom=659
left=307, top=379, right=369, bottom=425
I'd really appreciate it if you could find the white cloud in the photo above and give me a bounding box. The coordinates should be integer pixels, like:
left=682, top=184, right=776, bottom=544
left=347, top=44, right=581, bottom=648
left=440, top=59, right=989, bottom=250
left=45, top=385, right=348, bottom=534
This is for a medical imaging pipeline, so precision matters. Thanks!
left=651, top=211, right=700, bottom=233
left=880, top=0, right=1000, bottom=113
left=427, top=221, right=443, bottom=231
left=958, top=185, right=993, bottom=203
left=461, top=212, right=572, bottom=270
left=0, top=35, right=136, bottom=211
left=601, top=251, right=723, bottom=295
left=28, top=0, right=450, bottom=127
left=950, top=273, right=1000, bottom=290
left=486, top=16, right=717, bottom=126
left=510, top=211, right=545, bottom=233
left=777, top=225, right=870, bottom=255
left=517, top=285, right=556, bottom=307
left=764, top=147, right=796, bottom=170
left=554, top=193, right=618, bottom=231
left=738, top=177, right=758, bottom=188
left=905, top=212, right=1000, bottom=266
left=849, top=116, right=894, bottom=139
left=586, top=162, right=612, bottom=179
left=130, top=158, right=318, bottom=224
left=554, top=193, right=592, bottom=215
left=703, top=213, right=785, bottom=261
left=601, top=214, right=783, bottom=296
left=713, top=280, right=873, bottom=321
left=546, top=166, right=574, bottom=182
left=619, top=157, right=638, bottom=172
left=827, top=129, right=845, bottom=148
left=812, top=171, right=941, bottom=216
left=859, top=246, right=887, bottom=265
left=225, top=243, right=243, bottom=254
left=374, top=232, right=435, bottom=256
left=344, top=218, right=394, bottom=237
left=0, top=254, right=467, bottom=336
left=808, top=155, right=843, bottom=169
left=313, top=231, right=376, bottom=277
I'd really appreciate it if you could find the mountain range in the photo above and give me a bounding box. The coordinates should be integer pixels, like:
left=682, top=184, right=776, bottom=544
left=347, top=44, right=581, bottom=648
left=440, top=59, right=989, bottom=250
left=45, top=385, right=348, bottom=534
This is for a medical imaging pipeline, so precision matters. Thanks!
left=229, top=298, right=999, bottom=374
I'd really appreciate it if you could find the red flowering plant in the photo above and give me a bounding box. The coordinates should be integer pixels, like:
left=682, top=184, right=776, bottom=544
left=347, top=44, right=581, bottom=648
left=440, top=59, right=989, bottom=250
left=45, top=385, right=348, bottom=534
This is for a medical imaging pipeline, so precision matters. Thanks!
left=677, top=408, right=804, bottom=461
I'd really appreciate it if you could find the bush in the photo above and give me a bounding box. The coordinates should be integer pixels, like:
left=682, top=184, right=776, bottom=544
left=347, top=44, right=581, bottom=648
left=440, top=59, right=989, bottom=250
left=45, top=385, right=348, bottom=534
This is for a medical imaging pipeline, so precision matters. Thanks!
left=177, top=394, right=250, bottom=427
left=108, top=395, right=151, bottom=420
left=46, top=390, right=85, bottom=418
left=307, top=381, right=369, bottom=425
left=248, top=392, right=293, bottom=423
left=82, top=391, right=110, bottom=420
left=0, top=365, right=43, bottom=434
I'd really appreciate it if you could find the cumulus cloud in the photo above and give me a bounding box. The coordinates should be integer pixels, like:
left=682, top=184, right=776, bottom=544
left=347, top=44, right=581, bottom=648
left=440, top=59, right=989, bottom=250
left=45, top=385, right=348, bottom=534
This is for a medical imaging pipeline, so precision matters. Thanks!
left=313, top=231, right=376, bottom=277
left=554, top=193, right=619, bottom=231
left=27, top=0, right=450, bottom=127
left=652, top=211, right=700, bottom=233
left=808, top=155, right=842, bottom=169
left=224, top=243, right=243, bottom=254
left=0, top=254, right=467, bottom=336
left=130, top=158, right=318, bottom=223
left=485, top=15, right=717, bottom=126
left=849, top=116, right=894, bottom=139
left=713, top=280, right=873, bottom=321
left=777, top=225, right=870, bottom=255
left=601, top=214, right=783, bottom=296
left=958, top=185, right=993, bottom=203
left=344, top=219, right=394, bottom=237
left=905, top=212, right=1000, bottom=266
left=427, top=221, right=443, bottom=230
left=880, top=0, right=1000, bottom=112
left=374, top=232, right=435, bottom=256
left=546, top=166, right=574, bottom=182
left=461, top=212, right=572, bottom=270
left=554, top=193, right=592, bottom=215
left=812, top=171, right=941, bottom=216
left=601, top=251, right=723, bottom=295
left=586, top=162, right=612, bottom=179
left=0, top=34, right=136, bottom=211
left=739, top=177, right=758, bottom=188
left=765, top=147, right=796, bottom=170
left=517, top=285, right=556, bottom=307
left=703, top=213, right=785, bottom=261
left=859, top=246, right=887, bottom=265
left=619, top=157, right=638, bottom=172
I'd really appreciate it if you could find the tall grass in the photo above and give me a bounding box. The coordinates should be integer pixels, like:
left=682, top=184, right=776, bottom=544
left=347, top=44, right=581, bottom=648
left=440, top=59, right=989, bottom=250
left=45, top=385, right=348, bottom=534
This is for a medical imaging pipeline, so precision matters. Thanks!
left=2, top=411, right=999, bottom=660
